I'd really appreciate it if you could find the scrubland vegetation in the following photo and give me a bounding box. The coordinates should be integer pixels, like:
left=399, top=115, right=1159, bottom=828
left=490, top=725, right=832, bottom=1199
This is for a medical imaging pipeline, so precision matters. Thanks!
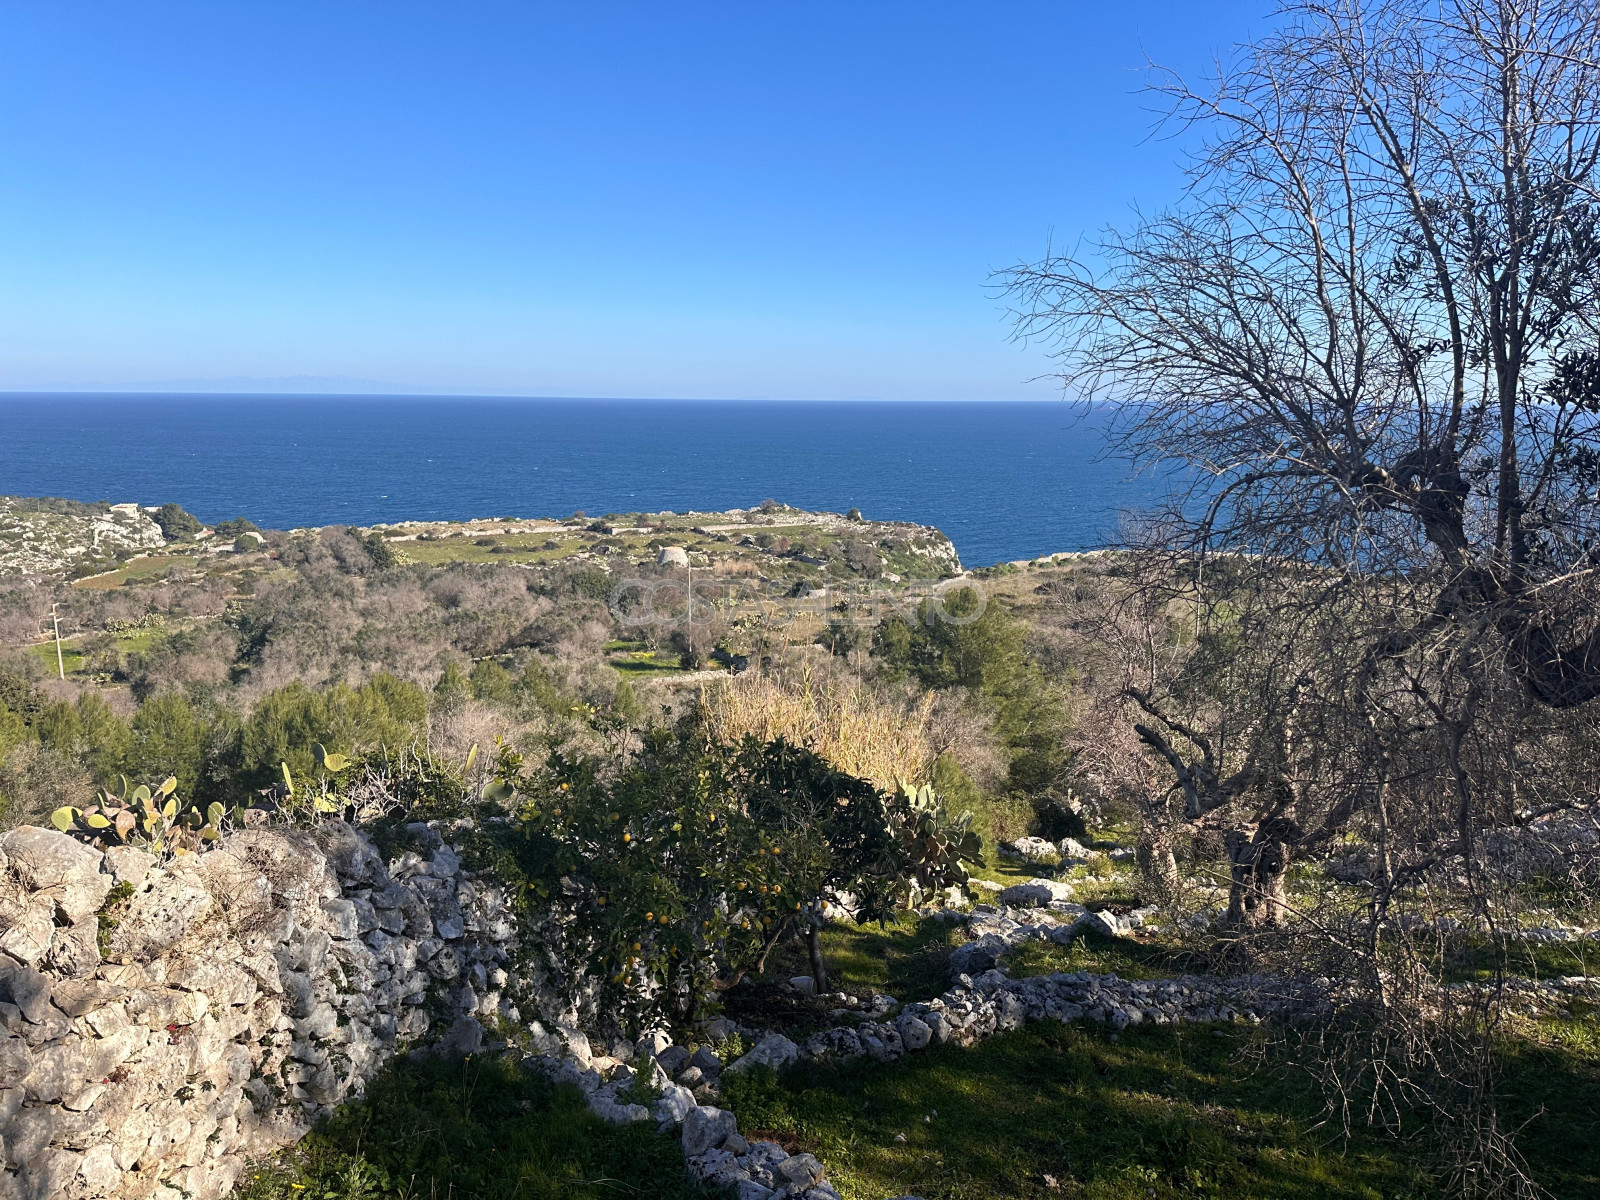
left=10, top=2, right=1600, bottom=1197
left=6, top=506, right=1600, bottom=1196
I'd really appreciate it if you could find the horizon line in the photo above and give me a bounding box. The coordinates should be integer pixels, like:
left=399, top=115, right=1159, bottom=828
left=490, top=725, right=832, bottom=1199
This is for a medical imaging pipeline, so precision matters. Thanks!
left=0, top=389, right=1082, bottom=404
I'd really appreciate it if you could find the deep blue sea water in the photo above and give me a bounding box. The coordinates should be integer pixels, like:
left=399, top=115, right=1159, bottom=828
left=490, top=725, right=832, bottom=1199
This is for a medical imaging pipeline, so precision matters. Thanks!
left=0, top=395, right=1154, bottom=567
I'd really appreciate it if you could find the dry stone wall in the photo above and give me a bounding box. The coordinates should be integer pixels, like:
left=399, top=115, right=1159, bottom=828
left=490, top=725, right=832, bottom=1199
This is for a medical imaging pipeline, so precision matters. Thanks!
left=0, top=820, right=517, bottom=1200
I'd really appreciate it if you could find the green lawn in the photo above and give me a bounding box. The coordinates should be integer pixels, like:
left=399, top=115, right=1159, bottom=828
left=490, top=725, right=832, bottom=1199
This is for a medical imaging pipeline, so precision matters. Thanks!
left=607, top=646, right=697, bottom=676
left=238, top=1054, right=729, bottom=1200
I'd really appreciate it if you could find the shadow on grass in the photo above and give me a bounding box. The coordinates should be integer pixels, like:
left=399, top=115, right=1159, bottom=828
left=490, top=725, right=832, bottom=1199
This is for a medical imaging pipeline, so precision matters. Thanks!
left=237, top=1053, right=729, bottom=1200
left=721, top=1021, right=1433, bottom=1200
left=1441, top=933, right=1600, bottom=985
left=1494, top=1014, right=1600, bottom=1200
left=1008, top=932, right=1209, bottom=983
left=749, top=913, right=965, bottom=1006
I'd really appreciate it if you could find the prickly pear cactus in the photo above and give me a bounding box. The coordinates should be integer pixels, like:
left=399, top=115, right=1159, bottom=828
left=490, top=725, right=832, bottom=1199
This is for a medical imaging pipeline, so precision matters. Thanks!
left=51, top=774, right=247, bottom=855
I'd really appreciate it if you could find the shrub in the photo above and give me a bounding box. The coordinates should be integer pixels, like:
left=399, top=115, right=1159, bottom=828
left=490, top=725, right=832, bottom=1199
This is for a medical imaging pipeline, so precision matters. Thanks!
left=239, top=675, right=427, bottom=790
left=0, top=744, right=91, bottom=830
left=485, top=728, right=978, bottom=1027
left=872, top=589, right=1071, bottom=800
left=152, top=503, right=203, bottom=541
left=212, top=516, right=259, bottom=539
left=469, top=658, right=514, bottom=705
left=128, top=693, right=207, bottom=799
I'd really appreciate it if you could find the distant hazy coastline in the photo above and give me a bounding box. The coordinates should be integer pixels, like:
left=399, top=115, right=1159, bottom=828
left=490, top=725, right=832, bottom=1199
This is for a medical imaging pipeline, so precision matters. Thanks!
left=0, top=395, right=1153, bottom=566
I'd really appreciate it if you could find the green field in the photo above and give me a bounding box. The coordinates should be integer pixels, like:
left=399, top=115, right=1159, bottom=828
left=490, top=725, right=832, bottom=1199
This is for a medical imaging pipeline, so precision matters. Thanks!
left=26, top=625, right=166, bottom=679
left=71, top=553, right=199, bottom=589
left=602, top=639, right=698, bottom=676
left=400, top=533, right=582, bottom=566
left=26, top=640, right=85, bottom=675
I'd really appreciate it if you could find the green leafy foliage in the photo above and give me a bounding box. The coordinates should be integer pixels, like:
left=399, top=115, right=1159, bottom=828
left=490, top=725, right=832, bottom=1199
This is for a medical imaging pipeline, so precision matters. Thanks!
left=152, top=503, right=203, bottom=541
left=467, top=657, right=514, bottom=704
left=485, top=729, right=980, bottom=1030
left=873, top=587, right=1071, bottom=805
left=127, top=692, right=209, bottom=799
left=239, top=675, right=426, bottom=790
left=211, top=516, right=259, bottom=539
left=361, top=530, right=400, bottom=570
left=432, top=661, right=472, bottom=712
left=0, top=706, right=25, bottom=762
left=0, top=667, right=47, bottom=730
left=893, top=780, right=982, bottom=897
left=268, top=745, right=355, bottom=817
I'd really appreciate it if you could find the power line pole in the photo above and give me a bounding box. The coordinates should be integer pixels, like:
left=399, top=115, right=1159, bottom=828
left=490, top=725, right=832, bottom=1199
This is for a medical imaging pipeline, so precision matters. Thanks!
left=50, top=603, right=64, bottom=680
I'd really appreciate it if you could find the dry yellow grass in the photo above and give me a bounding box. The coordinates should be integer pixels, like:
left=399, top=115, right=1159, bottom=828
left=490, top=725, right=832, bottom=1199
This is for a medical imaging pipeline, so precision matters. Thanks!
left=699, top=667, right=935, bottom=790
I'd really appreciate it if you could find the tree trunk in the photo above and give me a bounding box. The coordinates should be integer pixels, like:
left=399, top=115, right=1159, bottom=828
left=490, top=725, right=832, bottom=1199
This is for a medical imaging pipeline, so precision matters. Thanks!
left=1136, top=815, right=1181, bottom=897
left=1223, top=821, right=1293, bottom=928
left=806, top=922, right=829, bottom=994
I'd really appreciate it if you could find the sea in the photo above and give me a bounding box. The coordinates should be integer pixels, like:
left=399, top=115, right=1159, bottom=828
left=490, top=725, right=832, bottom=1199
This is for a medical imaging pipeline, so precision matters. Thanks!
left=0, top=395, right=1158, bottom=567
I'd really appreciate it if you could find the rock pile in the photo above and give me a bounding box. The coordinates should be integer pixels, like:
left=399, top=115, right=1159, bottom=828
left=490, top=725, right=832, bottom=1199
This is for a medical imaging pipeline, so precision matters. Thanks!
left=945, top=895, right=1160, bottom=976
left=0, top=821, right=516, bottom=1200
left=776, top=966, right=1330, bottom=1071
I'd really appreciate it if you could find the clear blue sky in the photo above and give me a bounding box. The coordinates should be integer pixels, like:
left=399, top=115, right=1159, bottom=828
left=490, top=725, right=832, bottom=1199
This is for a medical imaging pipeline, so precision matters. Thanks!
left=0, top=1, right=1270, bottom=400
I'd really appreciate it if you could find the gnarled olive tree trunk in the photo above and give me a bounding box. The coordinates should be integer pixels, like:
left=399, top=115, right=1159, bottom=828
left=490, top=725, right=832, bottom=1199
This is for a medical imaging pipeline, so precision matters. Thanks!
left=1223, top=819, right=1296, bottom=928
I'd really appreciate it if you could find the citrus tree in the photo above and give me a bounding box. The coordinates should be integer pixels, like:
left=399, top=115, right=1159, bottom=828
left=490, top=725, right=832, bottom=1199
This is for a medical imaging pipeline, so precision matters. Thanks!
left=487, top=728, right=980, bottom=1027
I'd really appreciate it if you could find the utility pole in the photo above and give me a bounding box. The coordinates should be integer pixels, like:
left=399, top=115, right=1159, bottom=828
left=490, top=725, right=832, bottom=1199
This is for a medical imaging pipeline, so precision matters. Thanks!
left=50, top=604, right=64, bottom=680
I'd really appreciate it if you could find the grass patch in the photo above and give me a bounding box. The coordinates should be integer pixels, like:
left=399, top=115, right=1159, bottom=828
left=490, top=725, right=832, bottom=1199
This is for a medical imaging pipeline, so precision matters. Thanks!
left=609, top=648, right=695, bottom=676
left=1496, top=1012, right=1600, bottom=1199
left=1443, top=933, right=1600, bottom=985
left=720, top=1021, right=1430, bottom=1200
left=713, top=993, right=1600, bottom=1199
left=1008, top=932, right=1201, bottom=983
left=403, top=538, right=554, bottom=566
left=70, top=553, right=198, bottom=589
left=751, top=910, right=1196, bottom=1010
left=756, top=913, right=968, bottom=1004
left=27, top=640, right=85, bottom=675
left=27, top=624, right=170, bottom=679
left=237, top=1053, right=729, bottom=1200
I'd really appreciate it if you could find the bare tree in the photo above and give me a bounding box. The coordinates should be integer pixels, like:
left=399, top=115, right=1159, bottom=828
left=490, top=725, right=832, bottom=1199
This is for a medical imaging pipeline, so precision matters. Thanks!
left=1010, top=0, right=1600, bottom=687
left=1007, top=3, right=1600, bottom=1192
